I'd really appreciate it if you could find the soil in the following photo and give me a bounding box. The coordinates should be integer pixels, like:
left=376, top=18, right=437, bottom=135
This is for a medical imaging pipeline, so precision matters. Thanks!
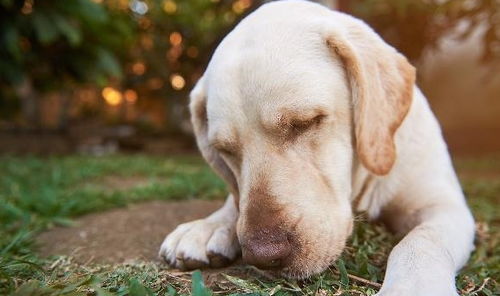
left=37, top=200, right=223, bottom=264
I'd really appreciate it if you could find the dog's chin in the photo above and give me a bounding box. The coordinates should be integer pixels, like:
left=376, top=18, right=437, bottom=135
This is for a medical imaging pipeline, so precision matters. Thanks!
left=265, top=252, right=341, bottom=280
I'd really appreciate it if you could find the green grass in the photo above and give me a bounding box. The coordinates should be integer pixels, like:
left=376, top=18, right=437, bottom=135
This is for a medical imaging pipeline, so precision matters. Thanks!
left=0, top=154, right=498, bottom=295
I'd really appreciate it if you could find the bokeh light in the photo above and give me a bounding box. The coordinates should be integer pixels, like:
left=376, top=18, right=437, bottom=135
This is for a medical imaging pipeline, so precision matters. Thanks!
left=102, top=87, right=123, bottom=106
left=124, top=89, right=138, bottom=104
left=169, top=32, right=183, bottom=46
left=232, top=0, right=252, bottom=14
left=132, top=62, right=146, bottom=75
left=170, top=74, right=185, bottom=90
left=130, top=0, right=148, bottom=15
left=163, top=0, right=177, bottom=14
left=21, top=0, right=33, bottom=14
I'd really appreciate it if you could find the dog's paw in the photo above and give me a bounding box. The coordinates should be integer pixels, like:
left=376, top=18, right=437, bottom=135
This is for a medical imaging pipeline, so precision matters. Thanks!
left=159, top=219, right=240, bottom=270
left=375, top=282, right=459, bottom=296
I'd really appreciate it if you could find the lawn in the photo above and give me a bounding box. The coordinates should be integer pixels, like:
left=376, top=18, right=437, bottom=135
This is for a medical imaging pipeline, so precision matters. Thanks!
left=0, top=154, right=498, bottom=295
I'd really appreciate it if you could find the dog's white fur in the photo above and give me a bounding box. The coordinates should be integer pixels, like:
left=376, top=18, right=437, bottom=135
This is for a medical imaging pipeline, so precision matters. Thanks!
left=159, top=1, right=475, bottom=295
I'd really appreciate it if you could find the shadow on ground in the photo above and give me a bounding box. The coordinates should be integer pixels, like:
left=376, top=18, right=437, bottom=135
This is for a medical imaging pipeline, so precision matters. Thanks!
left=37, top=200, right=223, bottom=264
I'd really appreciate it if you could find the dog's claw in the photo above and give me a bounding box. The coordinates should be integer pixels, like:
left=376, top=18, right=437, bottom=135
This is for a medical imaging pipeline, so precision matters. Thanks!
left=181, top=258, right=208, bottom=270
left=208, top=252, right=232, bottom=268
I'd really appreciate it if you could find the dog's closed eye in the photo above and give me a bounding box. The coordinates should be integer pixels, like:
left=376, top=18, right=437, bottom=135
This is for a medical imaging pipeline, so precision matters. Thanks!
left=210, top=141, right=239, bottom=158
left=276, top=114, right=327, bottom=141
left=288, top=114, right=326, bottom=134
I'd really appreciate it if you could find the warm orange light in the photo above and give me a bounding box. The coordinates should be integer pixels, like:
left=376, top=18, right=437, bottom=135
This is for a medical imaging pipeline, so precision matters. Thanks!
left=21, top=0, right=33, bottom=14
left=170, top=74, right=185, bottom=90
left=118, top=0, right=129, bottom=9
left=169, top=32, right=182, bottom=46
left=132, top=62, right=146, bottom=75
left=124, top=89, right=138, bottom=104
left=117, top=0, right=128, bottom=9
left=163, top=0, right=177, bottom=14
left=232, top=0, right=251, bottom=14
left=102, top=87, right=123, bottom=106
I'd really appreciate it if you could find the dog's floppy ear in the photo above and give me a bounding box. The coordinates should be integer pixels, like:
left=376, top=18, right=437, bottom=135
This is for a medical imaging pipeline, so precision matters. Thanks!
left=189, top=77, right=239, bottom=195
left=326, top=20, right=415, bottom=175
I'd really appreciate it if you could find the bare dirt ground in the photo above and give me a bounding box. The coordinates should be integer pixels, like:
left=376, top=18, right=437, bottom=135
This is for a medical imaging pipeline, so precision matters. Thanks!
left=37, top=200, right=223, bottom=264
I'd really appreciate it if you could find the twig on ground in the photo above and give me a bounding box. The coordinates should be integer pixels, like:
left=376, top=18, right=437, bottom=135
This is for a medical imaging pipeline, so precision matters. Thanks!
left=331, top=268, right=382, bottom=289
left=470, top=277, right=490, bottom=295
left=247, top=266, right=279, bottom=281
left=83, top=255, right=95, bottom=266
left=346, top=273, right=382, bottom=289
left=49, top=257, right=64, bottom=270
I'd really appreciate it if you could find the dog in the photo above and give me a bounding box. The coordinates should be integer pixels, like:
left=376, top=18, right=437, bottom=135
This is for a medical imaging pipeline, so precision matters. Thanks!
left=159, top=1, right=475, bottom=295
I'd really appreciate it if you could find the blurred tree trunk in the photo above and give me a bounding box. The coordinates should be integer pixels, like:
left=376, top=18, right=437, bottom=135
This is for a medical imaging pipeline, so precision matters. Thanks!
left=15, top=78, right=40, bottom=128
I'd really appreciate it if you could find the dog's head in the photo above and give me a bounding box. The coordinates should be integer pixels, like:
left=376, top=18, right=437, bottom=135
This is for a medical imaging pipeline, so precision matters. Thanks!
left=189, top=1, right=415, bottom=278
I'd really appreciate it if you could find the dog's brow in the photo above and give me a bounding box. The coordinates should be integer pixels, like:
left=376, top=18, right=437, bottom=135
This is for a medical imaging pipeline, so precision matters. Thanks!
left=264, top=107, right=328, bottom=131
left=208, top=132, right=240, bottom=153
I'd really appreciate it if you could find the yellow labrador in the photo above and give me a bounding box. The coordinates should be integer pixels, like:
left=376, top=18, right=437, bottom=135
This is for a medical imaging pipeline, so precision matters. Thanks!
left=159, top=1, right=475, bottom=295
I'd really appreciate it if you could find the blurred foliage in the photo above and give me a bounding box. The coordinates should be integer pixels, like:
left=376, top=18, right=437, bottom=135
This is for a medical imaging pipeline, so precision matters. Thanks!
left=0, top=0, right=135, bottom=90
left=0, top=0, right=256, bottom=129
left=344, top=0, right=500, bottom=63
left=121, top=0, right=256, bottom=131
left=0, top=0, right=498, bottom=131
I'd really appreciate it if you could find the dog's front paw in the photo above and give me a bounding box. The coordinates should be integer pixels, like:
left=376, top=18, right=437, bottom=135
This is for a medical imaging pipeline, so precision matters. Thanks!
left=375, top=282, right=459, bottom=296
left=159, top=218, right=240, bottom=270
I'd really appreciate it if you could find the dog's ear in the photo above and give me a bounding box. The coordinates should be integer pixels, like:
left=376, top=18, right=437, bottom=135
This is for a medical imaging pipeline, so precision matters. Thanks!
left=326, top=20, right=415, bottom=175
left=189, top=77, right=239, bottom=195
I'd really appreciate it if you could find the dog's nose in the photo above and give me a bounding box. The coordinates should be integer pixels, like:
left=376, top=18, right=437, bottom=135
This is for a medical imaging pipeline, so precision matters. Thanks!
left=241, top=233, right=291, bottom=270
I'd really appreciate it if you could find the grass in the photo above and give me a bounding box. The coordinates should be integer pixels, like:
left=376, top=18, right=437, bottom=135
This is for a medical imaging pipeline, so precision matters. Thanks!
left=0, top=154, right=498, bottom=295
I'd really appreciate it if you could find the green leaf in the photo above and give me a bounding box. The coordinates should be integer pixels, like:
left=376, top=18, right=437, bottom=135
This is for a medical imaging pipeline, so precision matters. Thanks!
left=128, top=278, right=154, bottom=296
left=0, top=257, right=45, bottom=275
left=32, top=12, right=59, bottom=44
left=93, top=286, right=115, bottom=296
left=192, top=270, right=212, bottom=296
left=12, top=280, right=54, bottom=296
left=53, top=15, right=82, bottom=46
left=223, top=274, right=261, bottom=292
left=96, top=48, right=122, bottom=78
left=337, top=259, right=349, bottom=286
left=1, top=230, right=32, bottom=255
left=59, top=275, right=93, bottom=294
left=3, top=25, right=21, bottom=59
left=166, top=285, right=178, bottom=296
left=76, top=0, right=108, bottom=23
left=0, top=60, right=24, bottom=85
